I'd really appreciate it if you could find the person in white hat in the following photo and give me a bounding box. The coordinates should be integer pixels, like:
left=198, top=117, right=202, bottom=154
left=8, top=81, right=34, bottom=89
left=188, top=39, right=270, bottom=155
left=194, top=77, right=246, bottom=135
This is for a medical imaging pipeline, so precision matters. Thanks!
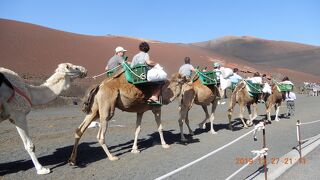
left=105, top=46, right=127, bottom=71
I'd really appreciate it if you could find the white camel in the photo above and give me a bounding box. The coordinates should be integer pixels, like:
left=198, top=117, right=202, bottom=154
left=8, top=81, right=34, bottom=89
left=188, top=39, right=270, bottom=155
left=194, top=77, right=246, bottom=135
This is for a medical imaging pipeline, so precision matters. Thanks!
left=0, top=63, right=87, bottom=175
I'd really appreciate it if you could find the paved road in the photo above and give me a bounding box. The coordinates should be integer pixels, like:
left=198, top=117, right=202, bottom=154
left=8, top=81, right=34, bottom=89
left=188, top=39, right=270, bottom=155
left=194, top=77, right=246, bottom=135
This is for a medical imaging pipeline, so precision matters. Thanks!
left=279, top=145, right=320, bottom=180
left=0, top=95, right=319, bottom=179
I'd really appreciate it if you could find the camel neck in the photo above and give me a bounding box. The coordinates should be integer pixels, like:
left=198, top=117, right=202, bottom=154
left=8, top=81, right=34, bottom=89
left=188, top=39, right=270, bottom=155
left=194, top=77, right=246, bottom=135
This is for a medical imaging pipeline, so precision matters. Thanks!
left=26, top=73, right=70, bottom=105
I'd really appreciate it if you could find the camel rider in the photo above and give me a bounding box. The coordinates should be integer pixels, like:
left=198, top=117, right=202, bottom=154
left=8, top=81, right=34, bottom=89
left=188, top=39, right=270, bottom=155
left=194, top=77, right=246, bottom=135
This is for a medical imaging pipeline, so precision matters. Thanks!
left=249, top=72, right=262, bottom=84
left=229, top=68, right=243, bottom=84
left=179, top=57, right=195, bottom=80
left=105, top=46, right=127, bottom=71
left=131, top=42, right=161, bottom=103
left=213, top=62, right=222, bottom=78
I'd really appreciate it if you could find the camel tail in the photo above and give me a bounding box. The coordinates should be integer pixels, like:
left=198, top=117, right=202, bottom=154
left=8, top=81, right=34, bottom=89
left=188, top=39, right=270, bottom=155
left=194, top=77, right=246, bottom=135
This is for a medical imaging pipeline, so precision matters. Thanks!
left=82, top=85, right=100, bottom=114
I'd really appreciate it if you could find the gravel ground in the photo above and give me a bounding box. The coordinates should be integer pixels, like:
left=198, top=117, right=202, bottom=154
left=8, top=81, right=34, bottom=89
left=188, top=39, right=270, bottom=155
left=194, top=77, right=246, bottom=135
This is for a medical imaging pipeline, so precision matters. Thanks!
left=1, top=94, right=320, bottom=179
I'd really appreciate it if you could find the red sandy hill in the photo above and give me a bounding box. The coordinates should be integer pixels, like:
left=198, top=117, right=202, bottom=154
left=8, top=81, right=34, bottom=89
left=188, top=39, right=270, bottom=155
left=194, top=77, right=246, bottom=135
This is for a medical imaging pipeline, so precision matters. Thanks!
left=1, top=19, right=319, bottom=84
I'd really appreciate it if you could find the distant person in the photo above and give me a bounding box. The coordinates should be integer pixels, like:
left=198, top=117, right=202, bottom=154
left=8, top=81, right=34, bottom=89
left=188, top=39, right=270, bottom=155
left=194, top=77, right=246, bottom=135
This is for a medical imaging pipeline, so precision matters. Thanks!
left=285, top=91, right=296, bottom=118
left=229, top=68, right=243, bottom=84
left=178, top=57, right=195, bottom=79
left=105, top=46, right=127, bottom=71
left=131, top=42, right=161, bottom=103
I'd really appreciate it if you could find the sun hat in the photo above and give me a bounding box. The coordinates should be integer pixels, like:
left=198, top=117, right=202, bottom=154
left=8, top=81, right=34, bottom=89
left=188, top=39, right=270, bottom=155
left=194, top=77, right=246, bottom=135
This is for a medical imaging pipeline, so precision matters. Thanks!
left=115, top=46, right=127, bottom=53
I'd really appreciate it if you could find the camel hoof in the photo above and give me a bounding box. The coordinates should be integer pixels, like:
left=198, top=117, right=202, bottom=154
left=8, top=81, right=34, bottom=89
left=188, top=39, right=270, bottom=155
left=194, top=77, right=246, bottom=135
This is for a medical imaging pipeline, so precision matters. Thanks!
left=246, top=121, right=253, bottom=127
left=68, top=159, right=76, bottom=166
left=210, top=130, right=218, bottom=135
left=189, top=131, right=194, bottom=136
left=244, top=125, right=249, bottom=129
left=131, top=149, right=140, bottom=154
left=162, top=144, right=170, bottom=149
left=109, top=156, right=119, bottom=161
left=275, top=119, right=280, bottom=122
left=37, top=167, right=51, bottom=175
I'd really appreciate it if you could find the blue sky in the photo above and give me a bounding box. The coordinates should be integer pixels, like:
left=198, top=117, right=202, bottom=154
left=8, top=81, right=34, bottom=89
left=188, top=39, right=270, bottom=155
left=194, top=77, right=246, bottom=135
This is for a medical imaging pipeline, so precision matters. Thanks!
left=1, top=0, right=319, bottom=45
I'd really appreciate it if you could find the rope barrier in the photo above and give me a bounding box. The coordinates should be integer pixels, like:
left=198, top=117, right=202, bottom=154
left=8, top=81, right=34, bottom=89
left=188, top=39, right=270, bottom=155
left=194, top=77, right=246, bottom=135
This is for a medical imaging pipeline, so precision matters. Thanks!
left=155, top=123, right=264, bottom=180
left=299, top=119, right=320, bottom=125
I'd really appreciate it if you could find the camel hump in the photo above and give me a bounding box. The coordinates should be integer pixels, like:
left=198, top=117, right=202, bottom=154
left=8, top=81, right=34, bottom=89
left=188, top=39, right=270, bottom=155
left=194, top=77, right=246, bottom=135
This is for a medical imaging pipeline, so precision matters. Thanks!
left=82, top=85, right=100, bottom=114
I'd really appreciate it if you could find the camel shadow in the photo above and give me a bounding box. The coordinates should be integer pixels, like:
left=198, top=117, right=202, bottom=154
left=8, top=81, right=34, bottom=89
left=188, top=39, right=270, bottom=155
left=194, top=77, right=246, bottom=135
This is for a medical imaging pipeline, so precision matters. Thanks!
left=0, top=130, right=201, bottom=175
left=193, top=121, right=242, bottom=136
left=0, top=142, right=97, bottom=175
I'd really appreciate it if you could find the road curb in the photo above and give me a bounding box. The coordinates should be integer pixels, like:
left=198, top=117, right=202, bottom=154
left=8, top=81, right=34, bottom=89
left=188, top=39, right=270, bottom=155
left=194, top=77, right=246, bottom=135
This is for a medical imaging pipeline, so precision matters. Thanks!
left=247, top=133, right=320, bottom=180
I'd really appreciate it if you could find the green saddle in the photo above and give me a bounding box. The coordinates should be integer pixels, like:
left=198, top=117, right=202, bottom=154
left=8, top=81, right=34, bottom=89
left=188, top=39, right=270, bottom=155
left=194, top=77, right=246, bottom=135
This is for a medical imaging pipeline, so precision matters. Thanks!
left=196, top=70, right=218, bottom=85
left=122, top=63, right=148, bottom=84
left=246, top=80, right=262, bottom=96
left=278, top=84, right=293, bottom=92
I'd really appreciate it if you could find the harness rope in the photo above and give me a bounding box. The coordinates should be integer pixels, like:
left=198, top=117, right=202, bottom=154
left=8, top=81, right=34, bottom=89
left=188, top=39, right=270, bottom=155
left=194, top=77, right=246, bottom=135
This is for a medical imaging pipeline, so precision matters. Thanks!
left=122, top=63, right=147, bottom=80
left=85, top=65, right=122, bottom=79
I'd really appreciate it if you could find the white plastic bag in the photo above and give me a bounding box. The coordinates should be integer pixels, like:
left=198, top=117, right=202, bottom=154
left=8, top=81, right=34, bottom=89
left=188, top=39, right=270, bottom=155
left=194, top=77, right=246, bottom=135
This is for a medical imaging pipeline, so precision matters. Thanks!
left=220, top=67, right=233, bottom=79
left=147, top=64, right=167, bottom=82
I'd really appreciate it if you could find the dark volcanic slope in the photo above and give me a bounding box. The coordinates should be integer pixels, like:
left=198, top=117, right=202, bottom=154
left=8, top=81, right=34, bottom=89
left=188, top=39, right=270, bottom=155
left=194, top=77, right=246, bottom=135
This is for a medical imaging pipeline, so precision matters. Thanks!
left=192, top=36, right=320, bottom=77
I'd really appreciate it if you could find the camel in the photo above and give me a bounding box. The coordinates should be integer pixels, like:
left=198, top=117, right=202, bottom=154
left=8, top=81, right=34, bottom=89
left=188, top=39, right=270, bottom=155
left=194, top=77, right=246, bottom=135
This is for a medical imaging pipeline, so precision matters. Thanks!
left=178, top=76, right=221, bottom=141
left=265, top=83, right=286, bottom=122
left=68, top=72, right=186, bottom=165
left=227, top=80, right=270, bottom=130
left=0, top=63, right=87, bottom=175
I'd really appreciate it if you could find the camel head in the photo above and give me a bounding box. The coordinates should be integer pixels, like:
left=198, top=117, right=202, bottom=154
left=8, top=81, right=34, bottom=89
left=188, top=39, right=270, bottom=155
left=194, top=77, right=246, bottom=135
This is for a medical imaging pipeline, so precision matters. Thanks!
left=162, top=73, right=187, bottom=104
left=55, top=63, right=87, bottom=80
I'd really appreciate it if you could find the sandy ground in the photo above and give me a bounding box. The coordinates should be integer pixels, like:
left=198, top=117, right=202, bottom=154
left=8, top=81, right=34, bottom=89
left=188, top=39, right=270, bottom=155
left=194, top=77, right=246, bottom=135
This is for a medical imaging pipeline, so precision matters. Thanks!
left=1, top=95, right=320, bottom=179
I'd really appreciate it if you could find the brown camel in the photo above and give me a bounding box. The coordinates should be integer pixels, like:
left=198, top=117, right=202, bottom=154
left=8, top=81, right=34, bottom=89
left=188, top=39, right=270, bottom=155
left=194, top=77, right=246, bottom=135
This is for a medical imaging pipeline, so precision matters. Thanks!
left=265, top=83, right=285, bottom=122
left=178, top=77, right=221, bottom=141
left=227, top=80, right=264, bottom=130
left=68, top=72, right=186, bottom=165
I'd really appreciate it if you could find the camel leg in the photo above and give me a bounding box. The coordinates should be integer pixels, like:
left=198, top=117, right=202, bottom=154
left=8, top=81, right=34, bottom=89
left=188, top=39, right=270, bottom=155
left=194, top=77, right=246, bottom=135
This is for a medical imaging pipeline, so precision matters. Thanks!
left=152, top=108, right=169, bottom=149
left=185, top=111, right=194, bottom=136
left=131, top=113, right=143, bottom=153
left=209, top=100, right=218, bottom=134
left=97, top=104, right=119, bottom=161
left=252, top=103, right=258, bottom=120
left=227, top=108, right=234, bottom=131
left=199, top=105, right=210, bottom=129
left=178, top=108, right=188, bottom=142
left=274, top=104, right=280, bottom=121
left=266, top=103, right=273, bottom=122
left=14, top=116, right=50, bottom=175
left=246, top=105, right=254, bottom=126
left=69, top=110, right=98, bottom=165
left=239, top=104, right=248, bottom=128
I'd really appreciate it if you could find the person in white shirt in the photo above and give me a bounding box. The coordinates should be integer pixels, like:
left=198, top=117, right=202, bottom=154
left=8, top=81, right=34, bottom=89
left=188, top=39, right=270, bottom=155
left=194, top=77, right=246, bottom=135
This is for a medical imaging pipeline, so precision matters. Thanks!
left=285, top=91, right=296, bottom=118
left=229, top=68, right=243, bottom=84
